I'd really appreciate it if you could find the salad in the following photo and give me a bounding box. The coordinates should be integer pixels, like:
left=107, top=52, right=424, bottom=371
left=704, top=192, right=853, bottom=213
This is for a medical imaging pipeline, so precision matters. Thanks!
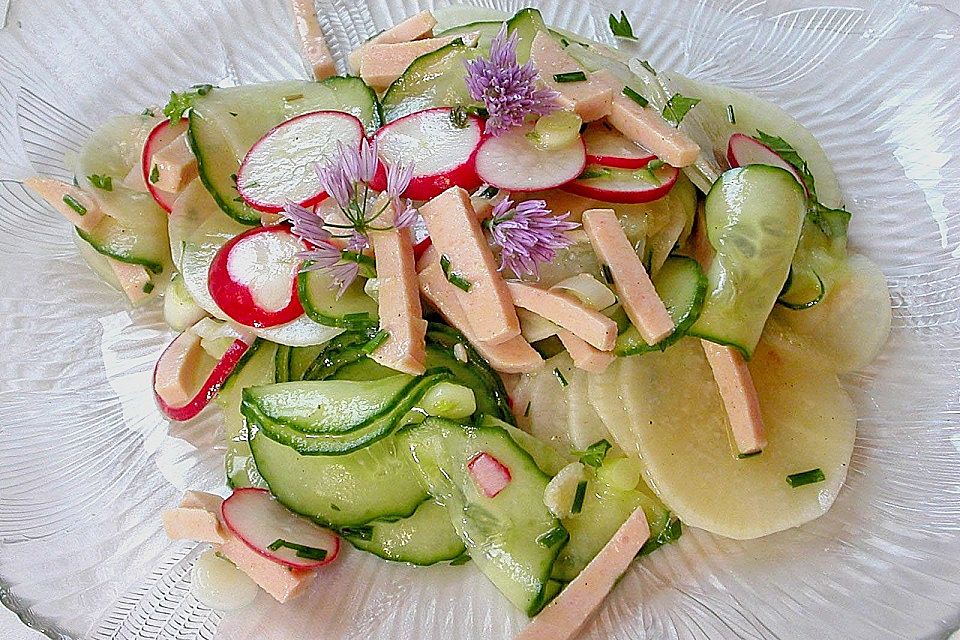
left=24, top=2, right=892, bottom=637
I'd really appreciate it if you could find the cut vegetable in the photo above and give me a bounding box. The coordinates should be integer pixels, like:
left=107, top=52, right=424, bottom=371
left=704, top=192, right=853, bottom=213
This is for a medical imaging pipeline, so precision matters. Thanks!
left=236, top=111, right=364, bottom=212
left=700, top=341, right=766, bottom=455
left=529, top=31, right=615, bottom=122
left=372, top=107, right=483, bottom=200
left=289, top=0, right=337, bottom=80
left=208, top=225, right=305, bottom=328
left=343, top=498, right=466, bottom=566
left=726, top=132, right=805, bottom=190
left=142, top=118, right=194, bottom=212
left=468, top=451, right=512, bottom=498
left=347, top=10, right=438, bottom=73
left=220, top=487, right=339, bottom=569
left=360, top=33, right=480, bottom=91
left=475, top=123, right=586, bottom=191
left=24, top=177, right=105, bottom=233
left=381, top=39, right=483, bottom=122
left=582, top=122, right=656, bottom=169
left=153, top=323, right=253, bottom=421
left=563, top=163, right=679, bottom=204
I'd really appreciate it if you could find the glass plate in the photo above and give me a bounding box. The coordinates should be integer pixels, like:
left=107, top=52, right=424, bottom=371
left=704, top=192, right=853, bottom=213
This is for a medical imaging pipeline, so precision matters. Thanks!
left=0, top=0, right=958, bottom=638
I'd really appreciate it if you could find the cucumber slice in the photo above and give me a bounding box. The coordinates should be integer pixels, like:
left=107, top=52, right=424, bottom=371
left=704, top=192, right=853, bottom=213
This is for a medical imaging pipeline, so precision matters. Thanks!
left=216, top=339, right=276, bottom=488
left=73, top=230, right=123, bottom=291
left=434, top=20, right=503, bottom=52
left=381, top=41, right=483, bottom=123
left=76, top=113, right=157, bottom=201
left=297, top=268, right=378, bottom=330
left=287, top=344, right=325, bottom=382
left=274, top=344, right=292, bottom=383
left=505, top=8, right=548, bottom=63
left=476, top=414, right=571, bottom=476
left=689, top=165, right=805, bottom=357
left=76, top=194, right=172, bottom=274
left=189, top=78, right=381, bottom=224
left=401, top=418, right=566, bottom=615
left=249, top=428, right=428, bottom=527
left=343, top=499, right=465, bottom=565
left=169, top=180, right=219, bottom=270
left=242, top=371, right=453, bottom=455
left=163, top=272, right=207, bottom=331
left=615, top=256, right=707, bottom=356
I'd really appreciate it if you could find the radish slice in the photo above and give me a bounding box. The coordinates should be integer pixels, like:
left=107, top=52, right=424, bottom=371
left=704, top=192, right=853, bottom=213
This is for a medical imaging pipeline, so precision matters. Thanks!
left=474, top=123, right=586, bottom=192
left=468, top=452, right=512, bottom=498
left=237, top=111, right=365, bottom=213
left=726, top=133, right=806, bottom=193
left=142, top=118, right=189, bottom=213
left=208, top=226, right=305, bottom=328
left=583, top=122, right=657, bottom=169
left=371, top=107, right=483, bottom=200
left=562, top=163, right=679, bottom=204
left=153, top=327, right=252, bottom=421
left=221, top=488, right=340, bottom=570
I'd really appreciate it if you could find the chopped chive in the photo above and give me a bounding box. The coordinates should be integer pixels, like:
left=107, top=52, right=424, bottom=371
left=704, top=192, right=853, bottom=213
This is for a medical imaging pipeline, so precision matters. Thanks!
left=553, top=367, right=568, bottom=387
left=230, top=173, right=238, bottom=183
left=524, top=401, right=531, bottom=417
left=229, top=111, right=239, bottom=117
left=440, top=254, right=472, bottom=292
left=142, top=281, right=155, bottom=294
left=244, top=181, right=260, bottom=189
left=449, top=105, right=469, bottom=129
left=601, top=263, right=614, bottom=284
left=536, top=526, right=567, bottom=548
left=267, top=538, right=328, bottom=561
left=638, top=59, right=657, bottom=76
left=573, top=439, right=611, bottom=468
left=737, top=450, right=762, bottom=459
left=330, top=503, right=341, bottom=511
left=786, top=468, right=825, bottom=488
left=638, top=515, right=682, bottom=556
left=647, top=159, right=665, bottom=170
left=150, top=164, right=160, bottom=184
left=571, top=480, right=587, bottom=514
left=560, top=37, right=569, bottom=47
left=340, top=525, right=372, bottom=540
left=87, top=174, right=113, bottom=191
left=62, top=194, right=87, bottom=216
left=622, top=86, right=649, bottom=108
left=193, top=83, right=213, bottom=96
left=477, top=185, right=499, bottom=199
left=233, top=196, right=244, bottom=202
left=449, top=553, right=471, bottom=566
left=361, top=329, right=390, bottom=355
left=343, top=312, right=372, bottom=321
left=608, top=11, right=637, bottom=40
left=141, top=108, right=156, bottom=117
left=465, top=105, right=489, bottom=118
left=637, top=167, right=661, bottom=186
left=554, top=71, right=587, bottom=83
left=726, top=104, right=736, bottom=124
left=283, top=93, right=305, bottom=102
left=579, top=166, right=612, bottom=180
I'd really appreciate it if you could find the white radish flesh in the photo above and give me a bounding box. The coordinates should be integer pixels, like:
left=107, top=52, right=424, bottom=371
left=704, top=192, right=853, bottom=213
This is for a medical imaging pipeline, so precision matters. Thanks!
left=726, top=132, right=805, bottom=191
left=220, top=488, right=339, bottom=569
left=583, top=122, right=656, bottom=169
left=475, top=123, right=586, bottom=191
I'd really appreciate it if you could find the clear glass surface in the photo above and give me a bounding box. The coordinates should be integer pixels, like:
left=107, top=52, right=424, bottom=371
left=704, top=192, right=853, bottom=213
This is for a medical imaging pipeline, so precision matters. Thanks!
left=0, top=0, right=958, bottom=638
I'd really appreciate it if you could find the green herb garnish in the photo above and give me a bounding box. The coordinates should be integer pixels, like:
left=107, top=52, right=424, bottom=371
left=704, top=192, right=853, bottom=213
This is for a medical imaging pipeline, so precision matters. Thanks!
left=150, top=164, right=160, bottom=184
left=440, top=254, right=472, bottom=292
left=622, top=86, right=649, bottom=108
left=244, top=181, right=260, bottom=189
left=786, top=468, right=825, bottom=488
left=579, top=166, right=612, bottom=180
left=62, top=194, right=87, bottom=216
left=142, top=282, right=155, bottom=294
left=726, top=104, right=736, bottom=124
left=662, top=93, right=701, bottom=126
left=450, top=105, right=469, bottom=129
left=283, top=93, right=305, bottom=102
left=524, top=401, right=532, bottom=417
left=638, top=59, right=657, bottom=75
left=737, top=450, right=762, bottom=459
left=87, top=174, right=113, bottom=191
left=571, top=480, right=587, bottom=515
left=553, top=367, right=568, bottom=387
left=477, top=185, right=499, bottom=199
left=360, top=330, right=390, bottom=355
left=449, top=553, right=471, bottom=566
left=162, top=84, right=213, bottom=121
left=647, top=159, right=665, bottom=170
left=638, top=515, right=682, bottom=556
left=267, top=538, right=328, bottom=561
left=573, top=439, right=611, bottom=468
left=559, top=37, right=570, bottom=47
left=536, top=526, right=568, bottom=548
left=141, top=108, right=156, bottom=117
left=601, top=263, right=614, bottom=284
left=553, top=71, right=587, bottom=83
left=465, top=105, right=489, bottom=119
left=608, top=11, right=637, bottom=40
left=340, top=525, right=372, bottom=540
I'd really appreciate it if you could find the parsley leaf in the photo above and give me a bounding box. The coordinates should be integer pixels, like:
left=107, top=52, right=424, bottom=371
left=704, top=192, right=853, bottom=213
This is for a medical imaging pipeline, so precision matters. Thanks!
left=87, top=174, right=113, bottom=191
left=753, top=131, right=817, bottom=198
left=162, top=84, right=213, bottom=121
left=608, top=11, right=637, bottom=40
left=573, top=439, right=611, bottom=468
left=662, top=93, right=701, bottom=126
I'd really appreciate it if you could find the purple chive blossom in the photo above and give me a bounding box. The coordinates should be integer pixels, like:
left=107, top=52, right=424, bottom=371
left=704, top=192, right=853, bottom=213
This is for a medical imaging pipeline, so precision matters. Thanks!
left=282, top=201, right=360, bottom=297
left=487, top=198, right=579, bottom=277
left=386, top=162, right=418, bottom=230
left=464, top=24, right=561, bottom=135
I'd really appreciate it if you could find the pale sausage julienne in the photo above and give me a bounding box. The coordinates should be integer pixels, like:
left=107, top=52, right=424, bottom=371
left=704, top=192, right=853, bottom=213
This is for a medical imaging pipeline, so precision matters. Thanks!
left=347, top=10, right=438, bottom=73
left=557, top=330, right=615, bottom=374
left=515, top=506, right=650, bottom=640
left=418, top=187, right=521, bottom=345
left=109, top=260, right=154, bottom=305
left=24, top=177, right=105, bottom=233
left=581, top=208, right=674, bottom=345
left=368, top=196, right=428, bottom=375
left=529, top=31, right=615, bottom=123
left=288, top=0, right=338, bottom=80
left=148, top=132, right=198, bottom=194
left=700, top=340, right=768, bottom=455
left=418, top=254, right=542, bottom=374
left=605, top=92, right=700, bottom=168
left=359, top=32, right=481, bottom=91
left=506, top=281, right=617, bottom=352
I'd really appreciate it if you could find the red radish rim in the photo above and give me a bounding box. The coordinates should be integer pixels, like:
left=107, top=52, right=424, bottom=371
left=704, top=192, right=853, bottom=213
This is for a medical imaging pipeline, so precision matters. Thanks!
left=153, top=333, right=251, bottom=421
left=726, top=133, right=808, bottom=195
left=562, top=165, right=680, bottom=204
left=474, top=128, right=587, bottom=192
left=583, top=123, right=657, bottom=170
left=237, top=110, right=365, bottom=213
left=142, top=118, right=188, bottom=213
left=371, top=107, right=483, bottom=200
left=468, top=451, right=512, bottom=498
left=221, top=488, right=340, bottom=570
left=208, top=226, right=305, bottom=328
